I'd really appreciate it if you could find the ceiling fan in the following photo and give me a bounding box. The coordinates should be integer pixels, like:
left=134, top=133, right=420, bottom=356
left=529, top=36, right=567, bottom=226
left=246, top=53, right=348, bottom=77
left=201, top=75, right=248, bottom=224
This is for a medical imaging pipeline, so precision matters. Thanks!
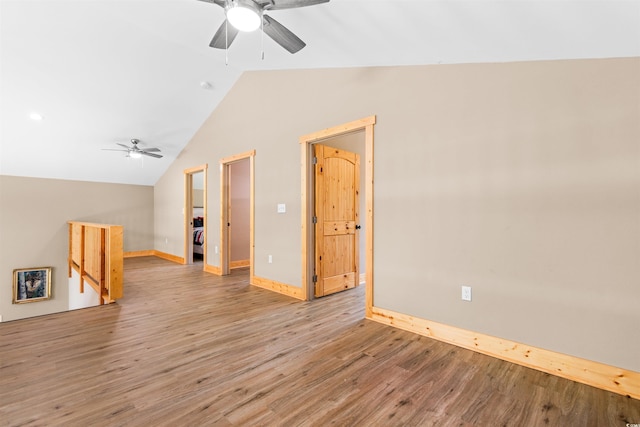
left=199, top=0, right=329, bottom=54
left=103, top=139, right=163, bottom=159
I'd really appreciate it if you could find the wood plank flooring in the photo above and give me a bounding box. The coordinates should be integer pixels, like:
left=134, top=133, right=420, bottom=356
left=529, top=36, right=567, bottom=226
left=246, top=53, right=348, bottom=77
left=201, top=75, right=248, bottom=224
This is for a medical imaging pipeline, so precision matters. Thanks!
left=1, top=256, right=639, bottom=426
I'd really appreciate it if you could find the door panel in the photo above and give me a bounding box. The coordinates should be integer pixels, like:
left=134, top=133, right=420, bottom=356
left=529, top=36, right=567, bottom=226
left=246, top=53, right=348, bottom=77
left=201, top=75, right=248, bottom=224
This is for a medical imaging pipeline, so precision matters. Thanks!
left=314, top=144, right=360, bottom=298
left=323, top=221, right=356, bottom=236
left=322, top=272, right=356, bottom=296
left=322, top=234, right=353, bottom=277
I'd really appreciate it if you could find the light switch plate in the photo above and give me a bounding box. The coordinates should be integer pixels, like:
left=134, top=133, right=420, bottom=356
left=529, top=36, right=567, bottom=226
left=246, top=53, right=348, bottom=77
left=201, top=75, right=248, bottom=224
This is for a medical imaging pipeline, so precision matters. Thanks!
left=277, top=203, right=286, bottom=213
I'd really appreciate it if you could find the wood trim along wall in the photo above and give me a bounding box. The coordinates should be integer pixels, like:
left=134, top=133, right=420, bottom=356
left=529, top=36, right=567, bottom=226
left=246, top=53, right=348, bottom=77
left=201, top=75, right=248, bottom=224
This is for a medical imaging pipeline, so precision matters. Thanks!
left=230, top=259, right=250, bottom=269
left=252, top=276, right=305, bottom=301
left=219, top=150, right=256, bottom=279
left=183, top=164, right=208, bottom=268
left=124, top=250, right=155, bottom=258
left=300, top=116, right=376, bottom=302
left=369, top=305, right=640, bottom=400
left=153, top=250, right=185, bottom=265
left=204, top=264, right=222, bottom=275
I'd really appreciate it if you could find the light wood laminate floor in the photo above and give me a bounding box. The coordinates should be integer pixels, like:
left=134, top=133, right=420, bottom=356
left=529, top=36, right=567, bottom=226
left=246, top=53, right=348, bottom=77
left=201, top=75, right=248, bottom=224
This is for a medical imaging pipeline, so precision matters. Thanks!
left=1, top=257, right=639, bottom=426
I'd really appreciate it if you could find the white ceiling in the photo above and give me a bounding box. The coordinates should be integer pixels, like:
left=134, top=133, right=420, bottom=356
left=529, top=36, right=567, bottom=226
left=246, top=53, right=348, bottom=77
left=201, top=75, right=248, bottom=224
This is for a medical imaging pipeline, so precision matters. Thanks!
left=1, top=0, right=638, bottom=186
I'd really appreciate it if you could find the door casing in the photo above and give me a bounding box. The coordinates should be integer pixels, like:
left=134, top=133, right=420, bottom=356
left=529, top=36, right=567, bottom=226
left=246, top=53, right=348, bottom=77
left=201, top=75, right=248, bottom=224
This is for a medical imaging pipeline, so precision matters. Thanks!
left=300, top=116, right=376, bottom=315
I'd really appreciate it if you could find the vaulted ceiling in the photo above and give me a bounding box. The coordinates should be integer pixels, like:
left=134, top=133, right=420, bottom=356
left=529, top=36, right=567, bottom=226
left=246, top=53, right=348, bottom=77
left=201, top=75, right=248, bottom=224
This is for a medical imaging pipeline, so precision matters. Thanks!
left=1, top=0, right=638, bottom=186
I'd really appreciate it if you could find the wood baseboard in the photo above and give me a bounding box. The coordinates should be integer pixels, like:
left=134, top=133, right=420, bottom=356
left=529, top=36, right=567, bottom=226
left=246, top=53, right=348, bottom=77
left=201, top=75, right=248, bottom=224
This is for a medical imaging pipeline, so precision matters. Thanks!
left=127, top=251, right=219, bottom=273
left=152, top=250, right=185, bottom=265
left=204, top=264, right=222, bottom=275
left=124, top=250, right=155, bottom=258
left=230, top=259, right=250, bottom=269
left=251, top=276, right=304, bottom=300
left=368, top=306, right=640, bottom=400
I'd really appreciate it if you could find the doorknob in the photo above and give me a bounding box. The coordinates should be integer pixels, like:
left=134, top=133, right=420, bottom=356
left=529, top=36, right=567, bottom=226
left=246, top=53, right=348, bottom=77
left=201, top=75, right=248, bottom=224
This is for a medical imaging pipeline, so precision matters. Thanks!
left=355, top=225, right=361, bottom=230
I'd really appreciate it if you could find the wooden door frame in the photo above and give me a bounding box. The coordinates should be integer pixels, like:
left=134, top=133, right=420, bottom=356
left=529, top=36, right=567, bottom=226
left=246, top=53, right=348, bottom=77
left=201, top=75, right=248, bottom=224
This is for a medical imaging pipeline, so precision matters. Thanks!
left=184, top=164, right=208, bottom=268
left=220, top=150, right=255, bottom=277
left=300, top=116, right=376, bottom=315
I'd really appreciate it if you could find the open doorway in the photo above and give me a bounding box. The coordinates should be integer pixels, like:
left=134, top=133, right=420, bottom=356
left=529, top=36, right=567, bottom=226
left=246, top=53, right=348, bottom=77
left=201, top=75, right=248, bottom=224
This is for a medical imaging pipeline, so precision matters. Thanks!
left=220, top=150, right=255, bottom=276
left=228, top=158, right=250, bottom=269
left=191, top=171, right=205, bottom=263
left=184, top=164, right=208, bottom=267
left=300, top=116, right=376, bottom=314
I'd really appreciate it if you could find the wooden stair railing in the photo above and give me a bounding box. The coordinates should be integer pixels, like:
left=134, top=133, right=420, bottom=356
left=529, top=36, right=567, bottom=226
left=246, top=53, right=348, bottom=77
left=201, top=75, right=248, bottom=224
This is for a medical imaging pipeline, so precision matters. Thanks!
left=68, top=221, right=123, bottom=304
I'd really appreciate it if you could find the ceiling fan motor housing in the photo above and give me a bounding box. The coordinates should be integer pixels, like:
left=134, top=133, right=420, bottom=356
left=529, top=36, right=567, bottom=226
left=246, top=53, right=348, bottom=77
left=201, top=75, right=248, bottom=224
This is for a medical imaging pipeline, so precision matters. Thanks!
left=226, top=0, right=262, bottom=32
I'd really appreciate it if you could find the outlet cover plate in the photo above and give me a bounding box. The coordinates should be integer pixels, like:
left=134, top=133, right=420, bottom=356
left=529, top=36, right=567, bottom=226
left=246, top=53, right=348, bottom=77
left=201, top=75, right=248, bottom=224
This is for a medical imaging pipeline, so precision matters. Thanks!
left=461, top=285, right=472, bottom=301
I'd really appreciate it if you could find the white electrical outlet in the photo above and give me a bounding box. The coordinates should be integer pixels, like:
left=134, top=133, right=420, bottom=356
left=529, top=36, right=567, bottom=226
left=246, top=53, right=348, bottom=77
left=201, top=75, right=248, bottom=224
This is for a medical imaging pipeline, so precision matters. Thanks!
left=461, top=285, right=472, bottom=301
left=214, top=246, right=219, bottom=254
left=268, top=255, right=273, bottom=264
left=277, top=203, right=286, bottom=213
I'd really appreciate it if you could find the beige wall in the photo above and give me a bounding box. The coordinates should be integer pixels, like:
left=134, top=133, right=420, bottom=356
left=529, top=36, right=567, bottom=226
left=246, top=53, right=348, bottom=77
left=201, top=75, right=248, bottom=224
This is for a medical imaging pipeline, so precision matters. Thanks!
left=153, top=58, right=640, bottom=372
left=192, top=189, right=204, bottom=208
left=0, top=175, right=154, bottom=321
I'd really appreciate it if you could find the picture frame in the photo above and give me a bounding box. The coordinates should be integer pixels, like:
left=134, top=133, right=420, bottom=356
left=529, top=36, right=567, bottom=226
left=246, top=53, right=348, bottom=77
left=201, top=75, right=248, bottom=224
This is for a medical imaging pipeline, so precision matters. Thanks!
left=13, top=267, right=52, bottom=304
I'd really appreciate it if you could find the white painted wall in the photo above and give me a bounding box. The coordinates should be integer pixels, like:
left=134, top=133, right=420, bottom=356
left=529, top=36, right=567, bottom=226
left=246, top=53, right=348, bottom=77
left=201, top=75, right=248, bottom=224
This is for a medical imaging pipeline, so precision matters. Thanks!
left=68, top=269, right=99, bottom=310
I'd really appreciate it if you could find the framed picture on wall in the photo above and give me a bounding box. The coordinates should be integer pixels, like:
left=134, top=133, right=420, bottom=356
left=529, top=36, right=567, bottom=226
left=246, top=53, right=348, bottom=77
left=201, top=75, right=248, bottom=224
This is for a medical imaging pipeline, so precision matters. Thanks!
left=13, top=267, right=52, bottom=303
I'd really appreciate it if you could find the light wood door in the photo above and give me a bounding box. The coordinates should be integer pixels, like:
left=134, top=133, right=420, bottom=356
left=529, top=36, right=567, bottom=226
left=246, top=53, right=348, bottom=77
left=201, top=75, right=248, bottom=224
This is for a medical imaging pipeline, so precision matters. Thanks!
left=314, top=144, right=360, bottom=298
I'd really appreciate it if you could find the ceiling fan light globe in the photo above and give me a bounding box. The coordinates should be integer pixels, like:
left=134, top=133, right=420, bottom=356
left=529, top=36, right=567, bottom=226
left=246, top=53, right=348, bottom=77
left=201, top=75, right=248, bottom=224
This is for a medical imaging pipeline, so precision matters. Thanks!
left=129, top=151, right=142, bottom=159
left=227, top=2, right=261, bottom=32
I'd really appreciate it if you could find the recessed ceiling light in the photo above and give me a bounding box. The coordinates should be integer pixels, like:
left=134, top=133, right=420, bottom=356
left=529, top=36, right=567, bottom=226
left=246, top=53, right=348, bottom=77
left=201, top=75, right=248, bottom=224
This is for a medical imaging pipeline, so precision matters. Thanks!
left=29, top=113, right=44, bottom=121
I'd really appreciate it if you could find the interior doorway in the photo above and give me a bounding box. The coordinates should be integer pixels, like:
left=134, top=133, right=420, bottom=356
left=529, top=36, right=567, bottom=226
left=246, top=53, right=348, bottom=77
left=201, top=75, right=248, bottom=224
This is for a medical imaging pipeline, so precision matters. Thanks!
left=220, top=150, right=255, bottom=276
left=228, top=158, right=250, bottom=269
left=300, top=116, right=376, bottom=314
left=184, top=164, right=208, bottom=267
left=191, top=171, right=205, bottom=263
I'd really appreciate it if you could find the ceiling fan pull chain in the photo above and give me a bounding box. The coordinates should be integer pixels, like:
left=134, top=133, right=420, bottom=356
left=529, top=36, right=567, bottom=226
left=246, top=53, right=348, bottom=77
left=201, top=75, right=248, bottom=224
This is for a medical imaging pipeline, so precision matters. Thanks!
left=261, top=11, right=265, bottom=60
left=225, top=20, right=229, bottom=65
